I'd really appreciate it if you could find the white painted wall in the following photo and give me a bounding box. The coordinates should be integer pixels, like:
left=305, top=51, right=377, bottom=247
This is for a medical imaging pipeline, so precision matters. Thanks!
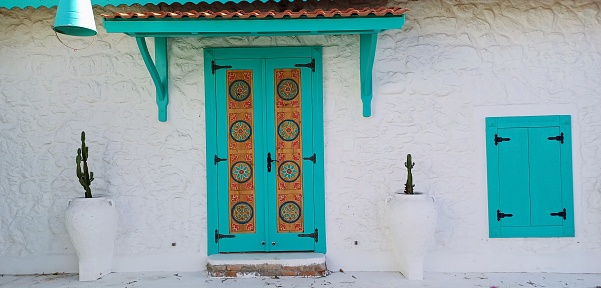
left=1, top=0, right=601, bottom=274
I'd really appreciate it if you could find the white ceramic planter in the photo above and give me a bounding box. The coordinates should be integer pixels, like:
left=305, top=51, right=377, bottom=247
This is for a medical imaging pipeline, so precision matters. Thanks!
left=385, top=193, right=436, bottom=280
left=65, top=197, right=118, bottom=281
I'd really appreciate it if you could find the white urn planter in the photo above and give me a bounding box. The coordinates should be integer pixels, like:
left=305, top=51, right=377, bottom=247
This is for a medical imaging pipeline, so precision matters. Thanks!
left=65, top=197, right=118, bottom=281
left=385, top=193, right=436, bottom=280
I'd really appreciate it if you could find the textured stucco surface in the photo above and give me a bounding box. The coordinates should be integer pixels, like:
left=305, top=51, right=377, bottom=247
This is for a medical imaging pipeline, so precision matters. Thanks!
left=1, top=0, right=601, bottom=274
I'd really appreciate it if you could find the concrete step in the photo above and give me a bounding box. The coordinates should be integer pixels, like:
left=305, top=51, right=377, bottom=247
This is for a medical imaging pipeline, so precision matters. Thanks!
left=207, top=252, right=327, bottom=277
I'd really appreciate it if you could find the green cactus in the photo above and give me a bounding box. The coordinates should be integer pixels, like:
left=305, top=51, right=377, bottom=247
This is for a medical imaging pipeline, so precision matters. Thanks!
left=404, top=154, right=415, bottom=194
left=76, top=131, right=94, bottom=198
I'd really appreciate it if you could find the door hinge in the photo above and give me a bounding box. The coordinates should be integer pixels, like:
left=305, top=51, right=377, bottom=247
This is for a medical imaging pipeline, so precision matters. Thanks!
left=297, top=228, right=318, bottom=243
left=547, top=132, right=564, bottom=144
left=294, top=58, right=315, bottom=73
left=550, top=208, right=567, bottom=220
left=215, top=229, right=235, bottom=243
left=214, top=155, right=227, bottom=165
left=303, top=153, right=316, bottom=164
left=497, top=210, right=513, bottom=221
left=212, top=60, right=232, bottom=74
left=494, top=134, right=511, bottom=145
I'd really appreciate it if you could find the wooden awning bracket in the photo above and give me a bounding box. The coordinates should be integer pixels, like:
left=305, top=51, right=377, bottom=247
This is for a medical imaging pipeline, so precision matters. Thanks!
left=136, top=37, right=168, bottom=122
left=360, top=33, right=378, bottom=117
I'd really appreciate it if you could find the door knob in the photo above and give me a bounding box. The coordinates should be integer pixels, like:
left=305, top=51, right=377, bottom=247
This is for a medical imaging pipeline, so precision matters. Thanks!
left=261, top=241, right=266, bottom=245
left=271, top=241, right=276, bottom=246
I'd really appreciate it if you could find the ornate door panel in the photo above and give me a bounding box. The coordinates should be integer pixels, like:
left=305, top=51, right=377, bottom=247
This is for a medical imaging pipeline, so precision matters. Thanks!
left=215, top=59, right=266, bottom=252
left=211, top=55, right=319, bottom=253
left=265, top=59, right=316, bottom=251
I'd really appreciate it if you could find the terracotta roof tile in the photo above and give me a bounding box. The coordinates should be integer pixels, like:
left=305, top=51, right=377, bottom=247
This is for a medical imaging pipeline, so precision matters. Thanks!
left=101, top=7, right=408, bottom=19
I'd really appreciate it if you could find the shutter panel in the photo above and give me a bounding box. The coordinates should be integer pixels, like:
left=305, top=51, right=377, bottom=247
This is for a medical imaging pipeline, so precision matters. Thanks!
left=497, top=128, right=530, bottom=227
left=529, top=127, right=563, bottom=227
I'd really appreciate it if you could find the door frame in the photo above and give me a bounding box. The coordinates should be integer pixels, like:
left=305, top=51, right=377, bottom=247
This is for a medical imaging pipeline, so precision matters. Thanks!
left=204, top=46, right=326, bottom=255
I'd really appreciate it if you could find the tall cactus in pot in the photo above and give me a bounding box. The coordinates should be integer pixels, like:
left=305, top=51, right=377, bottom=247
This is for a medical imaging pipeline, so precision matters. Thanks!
left=76, top=131, right=94, bottom=198
left=404, top=154, right=415, bottom=194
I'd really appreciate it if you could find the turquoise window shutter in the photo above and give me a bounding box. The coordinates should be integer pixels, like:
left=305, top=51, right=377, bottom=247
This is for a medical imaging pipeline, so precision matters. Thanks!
left=486, top=115, right=575, bottom=238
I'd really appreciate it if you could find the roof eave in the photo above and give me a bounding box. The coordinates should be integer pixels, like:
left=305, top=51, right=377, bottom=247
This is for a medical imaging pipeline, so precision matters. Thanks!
left=102, top=15, right=406, bottom=37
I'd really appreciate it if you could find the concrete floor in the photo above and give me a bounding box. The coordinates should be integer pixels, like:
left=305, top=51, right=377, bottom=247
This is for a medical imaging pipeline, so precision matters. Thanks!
left=1, top=271, right=601, bottom=288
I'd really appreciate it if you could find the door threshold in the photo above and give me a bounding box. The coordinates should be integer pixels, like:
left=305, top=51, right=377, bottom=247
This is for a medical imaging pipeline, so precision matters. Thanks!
left=207, top=252, right=327, bottom=277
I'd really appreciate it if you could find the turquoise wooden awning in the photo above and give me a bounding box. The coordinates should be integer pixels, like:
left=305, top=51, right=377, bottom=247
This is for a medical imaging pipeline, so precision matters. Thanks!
left=101, top=7, right=407, bottom=121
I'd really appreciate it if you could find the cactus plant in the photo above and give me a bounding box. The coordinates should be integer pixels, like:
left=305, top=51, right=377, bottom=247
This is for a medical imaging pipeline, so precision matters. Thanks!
left=404, top=154, right=415, bottom=194
left=76, top=131, right=94, bottom=198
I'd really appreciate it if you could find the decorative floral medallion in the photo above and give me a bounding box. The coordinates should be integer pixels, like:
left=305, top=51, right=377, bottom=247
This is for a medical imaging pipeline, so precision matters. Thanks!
left=278, top=161, right=300, bottom=182
left=278, top=120, right=300, bottom=141
left=279, top=201, right=301, bottom=223
left=231, top=202, right=253, bottom=224
left=230, top=120, right=252, bottom=142
left=277, top=79, right=299, bottom=100
left=229, top=80, right=251, bottom=101
left=231, top=161, right=252, bottom=183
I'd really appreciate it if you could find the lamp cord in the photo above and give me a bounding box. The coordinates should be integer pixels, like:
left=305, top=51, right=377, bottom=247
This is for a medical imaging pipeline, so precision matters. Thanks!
left=54, top=31, right=96, bottom=51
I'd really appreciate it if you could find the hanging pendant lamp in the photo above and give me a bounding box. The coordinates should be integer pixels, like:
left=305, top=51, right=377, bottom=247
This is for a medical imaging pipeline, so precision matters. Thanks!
left=53, top=0, right=97, bottom=37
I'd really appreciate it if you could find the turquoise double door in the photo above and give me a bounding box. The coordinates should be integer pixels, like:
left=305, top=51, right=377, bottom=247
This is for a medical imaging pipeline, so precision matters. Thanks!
left=205, top=48, right=325, bottom=253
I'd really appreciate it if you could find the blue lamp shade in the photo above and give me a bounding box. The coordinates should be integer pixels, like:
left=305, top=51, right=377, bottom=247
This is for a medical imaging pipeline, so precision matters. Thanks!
left=53, top=0, right=97, bottom=36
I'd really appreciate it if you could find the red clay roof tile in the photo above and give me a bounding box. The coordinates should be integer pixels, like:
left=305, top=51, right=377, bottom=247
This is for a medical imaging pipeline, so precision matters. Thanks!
left=101, top=7, right=408, bottom=19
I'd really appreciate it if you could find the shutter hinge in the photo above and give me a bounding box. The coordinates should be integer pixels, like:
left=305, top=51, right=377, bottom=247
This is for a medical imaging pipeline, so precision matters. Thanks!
left=550, top=208, right=567, bottom=220
left=497, top=210, right=513, bottom=221
left=494, top=134, right=511, bottom=145
left=212, top=60, right=232, bottom=74
left=303, top=153, right=316, bottom=164
left=214, top=155, right=227, bottom=165
left=215, top=229, right=235, bottom=243
left=547, top=132, right=564, bottom=144
left=294, top=58, right=315, bottom=73
left=297, top=228, right=318, bottom=242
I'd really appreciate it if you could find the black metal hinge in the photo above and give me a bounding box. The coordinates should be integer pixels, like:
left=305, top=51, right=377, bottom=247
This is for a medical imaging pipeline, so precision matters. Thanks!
left=294, top=58, right=315, bottom=73
left=303, top=153, right=316, bottom=164
left=212, top=60, right=232, bottom=74
left=298, top=228, right=318, bottom=243
left=550, top=208, right=567, bottom=220
left=214, top=155, right=227, bottom=165
left=547, top=132, right=564, bottom=144
left=497, top=210, right=513, bottom=221
left=215, top=229, right=236, bottom=243
left=494, top=134, right=511, bottom=145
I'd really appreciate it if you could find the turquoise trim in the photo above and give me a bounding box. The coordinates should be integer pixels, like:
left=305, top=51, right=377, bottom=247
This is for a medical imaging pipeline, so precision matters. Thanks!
left=311, top=47, right=326, bottom=253
left=486, top=115, right=575, bottom=238
left=360, top=34, right=377, bottom=117
left=559, top=116, right=575, bottom=236
left=102, top=16, right=405, bottom=38
left=204, top=50, right=218, bottom=255
left=2, top=0, right=319, bottom=9
left=136, top=37, right=168, bottom=122
left=485, top=118, right=501, bottom=237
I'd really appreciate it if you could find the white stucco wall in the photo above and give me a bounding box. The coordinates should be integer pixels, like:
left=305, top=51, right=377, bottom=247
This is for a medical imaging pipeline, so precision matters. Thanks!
left=1, top=0, right=600, bottom=274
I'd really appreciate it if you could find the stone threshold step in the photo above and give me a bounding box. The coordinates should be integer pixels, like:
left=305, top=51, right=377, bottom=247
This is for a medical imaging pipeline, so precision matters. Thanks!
left=207, top=252, right=327, bottom=277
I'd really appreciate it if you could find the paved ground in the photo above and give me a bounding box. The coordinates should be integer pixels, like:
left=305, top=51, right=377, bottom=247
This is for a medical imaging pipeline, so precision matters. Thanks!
left=1, top=271, right=601, bottom=288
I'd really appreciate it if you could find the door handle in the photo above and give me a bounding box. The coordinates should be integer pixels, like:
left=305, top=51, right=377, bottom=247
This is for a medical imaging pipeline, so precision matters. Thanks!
left=267, top=152, right=278, bottom=172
